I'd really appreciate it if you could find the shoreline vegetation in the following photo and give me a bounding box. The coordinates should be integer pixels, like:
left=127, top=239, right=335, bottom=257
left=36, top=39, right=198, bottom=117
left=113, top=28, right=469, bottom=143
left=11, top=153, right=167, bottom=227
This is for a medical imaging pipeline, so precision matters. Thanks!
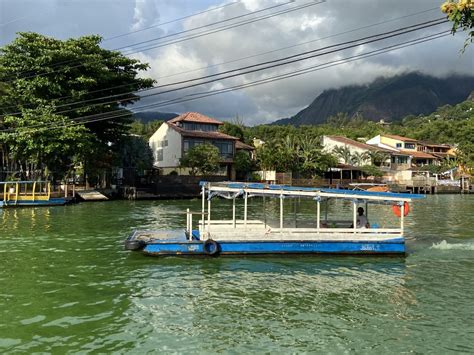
left=0, top=33, right=473, bottom=197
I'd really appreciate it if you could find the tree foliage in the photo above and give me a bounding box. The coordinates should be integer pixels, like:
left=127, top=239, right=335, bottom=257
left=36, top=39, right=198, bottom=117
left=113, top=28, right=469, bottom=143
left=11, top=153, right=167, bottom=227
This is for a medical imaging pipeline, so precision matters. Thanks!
left=441, top=0, right=474, bottom=50
left=0, top=32, right=154, bottom=179
left=180, top=144, right=220, bottom=176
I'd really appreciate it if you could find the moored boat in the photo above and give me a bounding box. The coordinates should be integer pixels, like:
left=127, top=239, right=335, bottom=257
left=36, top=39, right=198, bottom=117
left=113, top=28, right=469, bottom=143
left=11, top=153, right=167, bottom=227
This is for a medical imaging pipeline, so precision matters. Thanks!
left=0, top=181, right=68, bottom=207
left=125, top=181, right=425, bottom=256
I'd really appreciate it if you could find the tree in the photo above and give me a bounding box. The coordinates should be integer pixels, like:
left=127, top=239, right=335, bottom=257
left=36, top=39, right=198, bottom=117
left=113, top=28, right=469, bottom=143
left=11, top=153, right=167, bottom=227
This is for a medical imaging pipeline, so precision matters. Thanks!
left=296, top=136, right=337, bottom=177
left=351, top=151, right=369, bottom=166
left=441, top=0, right=474, bottom=51
left=234, top=150, right=253, bottom=180
left=0, top=108, right=92, bottom=180
left=180, top=144, right=220, bottom=176
left=0, top=32, right=154, bottom=180
left=219, top=121, right=244, bottom=140
left=332, top=146, right=353, bottom=165
left=360, top=165, right=383, bottom=178
left=366, top=150, right=390, bottom=167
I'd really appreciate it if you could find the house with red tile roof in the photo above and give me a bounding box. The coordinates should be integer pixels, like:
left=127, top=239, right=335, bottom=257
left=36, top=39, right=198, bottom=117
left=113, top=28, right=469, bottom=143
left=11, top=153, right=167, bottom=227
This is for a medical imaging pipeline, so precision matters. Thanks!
left=149, top=112, right=251, bottom=178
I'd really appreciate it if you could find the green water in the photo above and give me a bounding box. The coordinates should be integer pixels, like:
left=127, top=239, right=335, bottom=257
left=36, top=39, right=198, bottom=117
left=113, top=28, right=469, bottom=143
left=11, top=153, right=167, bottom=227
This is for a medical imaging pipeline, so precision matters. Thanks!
left=0, top=195, right=473, bottom=353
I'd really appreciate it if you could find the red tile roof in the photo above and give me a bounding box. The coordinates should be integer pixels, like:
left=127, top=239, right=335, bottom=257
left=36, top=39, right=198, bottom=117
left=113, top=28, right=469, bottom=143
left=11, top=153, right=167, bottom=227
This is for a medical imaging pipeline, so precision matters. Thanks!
left=382, top=134, right=418, bottom=142
left=168, top=112, right=224, bottom=125
left=399, top=150, right=436, bottom=159
left=235, top=141, right=254, bottom=150
left=326, top=136, right=392, bottom=153
left=166, top=122, right=238, bottom=140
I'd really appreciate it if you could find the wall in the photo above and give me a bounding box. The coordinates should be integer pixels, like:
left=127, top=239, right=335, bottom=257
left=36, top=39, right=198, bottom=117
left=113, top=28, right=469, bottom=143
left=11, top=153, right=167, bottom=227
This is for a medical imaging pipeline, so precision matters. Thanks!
left=321, top=136, right=371, bottom=165
left=149, top=123, right=182, bottom=168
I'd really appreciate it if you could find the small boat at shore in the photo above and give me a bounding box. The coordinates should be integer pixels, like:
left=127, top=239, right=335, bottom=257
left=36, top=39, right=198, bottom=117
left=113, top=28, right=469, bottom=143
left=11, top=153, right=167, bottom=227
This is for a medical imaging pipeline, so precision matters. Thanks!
left=0, top=181, right=68, bottom=207
left=125, top=181, right=425, bottom=256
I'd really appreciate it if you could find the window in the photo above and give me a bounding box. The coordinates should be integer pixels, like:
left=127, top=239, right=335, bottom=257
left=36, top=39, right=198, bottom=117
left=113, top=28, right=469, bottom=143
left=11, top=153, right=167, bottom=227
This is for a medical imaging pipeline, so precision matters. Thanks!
left=182, top=123, right=218, bottom=132
left=396, top=143, right=402, bottom=148
left=157, top=140, right=168, bottom=148
left=156, top=149, right=163, bottom=161
left=405, top=143, right=415, bottom=149
left=213, top=141, right=234, bottom=158
left=183, top=139, right=204, bottom=152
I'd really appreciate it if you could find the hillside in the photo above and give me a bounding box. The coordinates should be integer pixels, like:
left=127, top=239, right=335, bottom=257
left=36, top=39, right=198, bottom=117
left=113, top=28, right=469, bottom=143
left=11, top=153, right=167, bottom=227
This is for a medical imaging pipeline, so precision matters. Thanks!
left=273, top=73, right=474, bottom=126
left=133, top=111, right=178, bottom=123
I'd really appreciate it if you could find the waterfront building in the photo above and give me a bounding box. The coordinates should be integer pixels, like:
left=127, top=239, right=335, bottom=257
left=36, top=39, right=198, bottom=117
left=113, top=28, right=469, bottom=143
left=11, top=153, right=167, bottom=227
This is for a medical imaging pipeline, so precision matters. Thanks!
left=149, top=112, right=252, bottom=178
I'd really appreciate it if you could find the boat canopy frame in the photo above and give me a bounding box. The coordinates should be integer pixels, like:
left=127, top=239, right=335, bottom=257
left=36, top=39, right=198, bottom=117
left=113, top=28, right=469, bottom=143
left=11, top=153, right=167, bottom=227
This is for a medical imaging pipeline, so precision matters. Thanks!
left=193, top=181, right=425, bottom=240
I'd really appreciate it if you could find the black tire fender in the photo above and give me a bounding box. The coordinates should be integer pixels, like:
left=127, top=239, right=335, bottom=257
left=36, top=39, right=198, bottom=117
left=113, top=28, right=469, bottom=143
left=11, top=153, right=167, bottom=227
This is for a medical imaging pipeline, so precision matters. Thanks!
left=203, top=239, right=220, bottom=256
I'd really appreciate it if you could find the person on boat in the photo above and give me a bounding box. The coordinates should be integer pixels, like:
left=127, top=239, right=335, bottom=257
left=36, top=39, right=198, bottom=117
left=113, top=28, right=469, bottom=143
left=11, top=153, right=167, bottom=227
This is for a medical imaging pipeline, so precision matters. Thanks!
left=356, top=207, right=370, bottom=228
left=351, top=207, right=370, bottom=228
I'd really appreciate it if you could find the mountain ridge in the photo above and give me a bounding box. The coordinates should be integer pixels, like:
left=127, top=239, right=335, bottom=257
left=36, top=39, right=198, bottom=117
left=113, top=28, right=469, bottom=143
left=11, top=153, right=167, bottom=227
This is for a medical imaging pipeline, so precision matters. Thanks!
left=273, top=72, right=474, bottom=125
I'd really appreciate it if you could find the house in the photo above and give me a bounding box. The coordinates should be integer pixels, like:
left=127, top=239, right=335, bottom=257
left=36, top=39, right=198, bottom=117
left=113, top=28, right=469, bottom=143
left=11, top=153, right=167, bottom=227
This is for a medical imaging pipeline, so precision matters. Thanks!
left=149, top=112, right=241, bottom=178
left=321, top=135, right=393, bottom=181
left=417, top=142, right=455, bottom=160
left=366, top=134, right=436, bottom=167
left=322, top=135, right=392, bottom=166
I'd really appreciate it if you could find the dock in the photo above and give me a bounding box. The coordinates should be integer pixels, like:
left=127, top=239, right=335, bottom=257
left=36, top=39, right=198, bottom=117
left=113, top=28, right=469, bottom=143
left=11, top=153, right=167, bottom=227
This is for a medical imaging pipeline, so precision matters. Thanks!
left=76, top=190, right=108, bottom=201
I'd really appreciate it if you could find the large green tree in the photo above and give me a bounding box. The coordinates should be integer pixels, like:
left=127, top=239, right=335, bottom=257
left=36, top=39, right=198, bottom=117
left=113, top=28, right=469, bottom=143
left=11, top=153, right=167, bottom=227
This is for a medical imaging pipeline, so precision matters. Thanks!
left=180, top=144, right=221, bottom=176
left=0, top=32, right=154, bottom=179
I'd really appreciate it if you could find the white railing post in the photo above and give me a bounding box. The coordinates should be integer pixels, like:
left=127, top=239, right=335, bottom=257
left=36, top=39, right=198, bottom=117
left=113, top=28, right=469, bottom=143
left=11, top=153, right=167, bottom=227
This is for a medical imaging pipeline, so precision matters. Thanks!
left=280, top=193, right=284, bottom=231
left=400, top=202, right=405, bottom=235
left=316, top=197, right=320, bottom=234
left=244, top=190, right=248, bottom=229
left=353, top=201, right=357, bottom=233
left=201, top=185, right=205, bottom=233
left=233, top=197, right=236, bottom=229
left=207, top=197, right=211, bottom=239
left=186, top=208, right=190, bottom=237
left=190, top=213, right=193, bottom=240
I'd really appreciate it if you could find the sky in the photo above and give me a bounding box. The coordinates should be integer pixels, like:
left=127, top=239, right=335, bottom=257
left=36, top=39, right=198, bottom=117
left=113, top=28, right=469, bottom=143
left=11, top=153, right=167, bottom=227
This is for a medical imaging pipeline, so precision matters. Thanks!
left=1, top=0, right=473, bottom=125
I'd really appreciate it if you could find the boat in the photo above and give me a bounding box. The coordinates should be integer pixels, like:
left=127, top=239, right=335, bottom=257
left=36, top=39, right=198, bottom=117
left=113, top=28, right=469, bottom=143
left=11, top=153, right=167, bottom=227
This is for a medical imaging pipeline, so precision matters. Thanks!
left=0, top=181, right=68, bottom=207
left=125, top=181, right=425, bottom=256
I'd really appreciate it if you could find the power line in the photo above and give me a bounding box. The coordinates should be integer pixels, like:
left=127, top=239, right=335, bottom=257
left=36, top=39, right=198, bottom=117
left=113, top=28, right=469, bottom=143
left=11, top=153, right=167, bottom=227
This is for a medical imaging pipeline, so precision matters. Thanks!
left=0, top=7, right=438, bottom=112
left=103, top=1, right=242, bottom=42
left=3, top=18, right=445, bottom=119
left=120, top=1, right=325, bottom=55
left=0, top=30, right=449, bottom=134
left=114, top=0, right=295, bottom=51
left=3, top=0, right=305, bottom=82
left=154, top=7, right=439, bottom=81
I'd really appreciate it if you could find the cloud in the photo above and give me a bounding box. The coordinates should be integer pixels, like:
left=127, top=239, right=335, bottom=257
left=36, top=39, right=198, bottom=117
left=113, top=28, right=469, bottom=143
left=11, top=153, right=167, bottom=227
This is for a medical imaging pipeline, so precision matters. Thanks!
left=131, top=0, right=160, bottom=31
left=1, top=0, right=473, bottom=125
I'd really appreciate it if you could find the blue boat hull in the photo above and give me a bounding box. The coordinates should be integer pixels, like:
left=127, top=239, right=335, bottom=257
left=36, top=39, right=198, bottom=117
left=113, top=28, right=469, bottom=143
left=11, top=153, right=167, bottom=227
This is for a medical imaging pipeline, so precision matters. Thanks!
left=0, top=198, right=68, bottom=208
left=143, top=238, right=405, bottom=256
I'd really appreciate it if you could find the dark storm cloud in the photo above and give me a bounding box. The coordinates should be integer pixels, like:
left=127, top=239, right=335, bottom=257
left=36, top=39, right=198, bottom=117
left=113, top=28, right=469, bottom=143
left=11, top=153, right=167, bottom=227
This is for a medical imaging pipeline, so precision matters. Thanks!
left=1, top=0, right=473, bottom=124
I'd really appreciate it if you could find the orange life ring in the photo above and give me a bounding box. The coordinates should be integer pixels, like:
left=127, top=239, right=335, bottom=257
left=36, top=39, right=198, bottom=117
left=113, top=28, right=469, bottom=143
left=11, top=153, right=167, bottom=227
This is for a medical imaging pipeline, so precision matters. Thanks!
left=392, top=202, right=410, bottom=217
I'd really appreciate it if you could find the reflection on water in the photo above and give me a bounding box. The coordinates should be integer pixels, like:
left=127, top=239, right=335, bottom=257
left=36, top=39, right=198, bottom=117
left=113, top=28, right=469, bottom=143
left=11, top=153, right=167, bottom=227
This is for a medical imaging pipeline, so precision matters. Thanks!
left=0, top=195, right=473, bottom=353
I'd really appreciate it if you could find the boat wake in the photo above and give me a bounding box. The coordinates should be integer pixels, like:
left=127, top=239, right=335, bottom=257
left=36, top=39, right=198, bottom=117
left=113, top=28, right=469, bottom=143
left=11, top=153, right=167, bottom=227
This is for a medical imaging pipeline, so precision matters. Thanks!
left=431, top=240, right=474, bottom=251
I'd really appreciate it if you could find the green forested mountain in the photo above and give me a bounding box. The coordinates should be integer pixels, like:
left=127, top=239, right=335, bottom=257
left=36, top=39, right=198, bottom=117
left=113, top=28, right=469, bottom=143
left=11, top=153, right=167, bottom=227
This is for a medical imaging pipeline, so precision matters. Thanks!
left=274, top=73, right=474, bottom=126
left=133, top=111, right=178, bottom=123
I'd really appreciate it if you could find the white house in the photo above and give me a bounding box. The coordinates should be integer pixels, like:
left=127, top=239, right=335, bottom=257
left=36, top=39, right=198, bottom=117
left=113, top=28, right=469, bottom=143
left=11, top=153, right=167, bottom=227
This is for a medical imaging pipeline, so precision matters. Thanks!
left=149, top=112, right=241, bottom=177
left=321, top=135, right=391, bottom=166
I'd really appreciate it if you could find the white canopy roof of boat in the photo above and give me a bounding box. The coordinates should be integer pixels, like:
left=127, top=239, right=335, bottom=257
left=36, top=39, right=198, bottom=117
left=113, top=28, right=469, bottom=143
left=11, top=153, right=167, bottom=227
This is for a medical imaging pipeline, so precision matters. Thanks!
left=200, top=181, right=425, bottom=203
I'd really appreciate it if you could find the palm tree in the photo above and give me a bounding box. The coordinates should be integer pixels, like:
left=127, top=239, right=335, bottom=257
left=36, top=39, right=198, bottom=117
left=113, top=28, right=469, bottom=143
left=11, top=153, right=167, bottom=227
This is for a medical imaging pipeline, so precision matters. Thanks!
left=366, top=150, right=390, bottom=167
left=351, top=151, right=369, bottom=167
left=332, top=145, right=353, bottom=164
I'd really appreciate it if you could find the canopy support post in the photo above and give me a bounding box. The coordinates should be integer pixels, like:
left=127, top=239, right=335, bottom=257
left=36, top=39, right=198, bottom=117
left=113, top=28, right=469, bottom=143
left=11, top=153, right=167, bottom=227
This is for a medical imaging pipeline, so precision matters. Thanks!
left=207, top=196, right=211, bottom=239
left=316, top=198, right=320, bottom=234
left=401, top=202, right=405, bottom=235
left=201, top=184, right=205, bottom=233
left=353, top=201, right=357, bottom=233
left=244, top=191, right=248, bottom=229
left=280, top=193, right=284, bottom=231
left=232, top=196, right=236, bottom=229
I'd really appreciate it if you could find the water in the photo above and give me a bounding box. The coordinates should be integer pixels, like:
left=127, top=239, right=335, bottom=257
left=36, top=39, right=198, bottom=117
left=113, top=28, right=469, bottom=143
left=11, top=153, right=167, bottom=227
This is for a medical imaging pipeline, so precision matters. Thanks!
left=0, top=195, right=473, bottom=353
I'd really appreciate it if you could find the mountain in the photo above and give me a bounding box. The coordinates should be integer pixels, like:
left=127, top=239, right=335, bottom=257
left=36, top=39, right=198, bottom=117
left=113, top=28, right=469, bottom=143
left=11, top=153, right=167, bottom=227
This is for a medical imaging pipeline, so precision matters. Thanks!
left=133, top=111, right=178, bottom=123
left=273, top=73, right=474, bottom=126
